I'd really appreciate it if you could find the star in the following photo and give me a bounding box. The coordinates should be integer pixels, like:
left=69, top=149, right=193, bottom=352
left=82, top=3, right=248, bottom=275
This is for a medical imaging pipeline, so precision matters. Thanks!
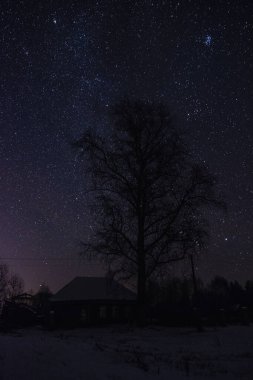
left=204, top=35, right=212, bottom=46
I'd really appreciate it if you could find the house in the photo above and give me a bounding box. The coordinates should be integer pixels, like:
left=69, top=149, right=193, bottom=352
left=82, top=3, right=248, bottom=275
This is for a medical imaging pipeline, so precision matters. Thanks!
left=1, top=294, right=37, bottom=327
left=50, top=277, right=136, bottom=327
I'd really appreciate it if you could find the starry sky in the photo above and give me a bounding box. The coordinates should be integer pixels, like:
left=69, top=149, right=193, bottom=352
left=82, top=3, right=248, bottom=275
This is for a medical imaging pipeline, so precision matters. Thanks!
left=0, top=0, right=252, bottom=292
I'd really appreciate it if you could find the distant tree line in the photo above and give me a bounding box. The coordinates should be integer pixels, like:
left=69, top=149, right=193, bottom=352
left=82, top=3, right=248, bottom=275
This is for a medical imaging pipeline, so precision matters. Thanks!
left=147, top=276, right=253, bottom=326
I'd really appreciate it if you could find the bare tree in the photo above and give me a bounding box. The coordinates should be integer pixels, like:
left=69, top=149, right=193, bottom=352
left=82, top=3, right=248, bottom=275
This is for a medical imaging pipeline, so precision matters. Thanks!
left=0, top=264, right=24, bottom=300
left=74, top=100, right=224, bottom=319
left=8, top=273, right=24, bottom=298
left=0, top=264, right=9, bottom=300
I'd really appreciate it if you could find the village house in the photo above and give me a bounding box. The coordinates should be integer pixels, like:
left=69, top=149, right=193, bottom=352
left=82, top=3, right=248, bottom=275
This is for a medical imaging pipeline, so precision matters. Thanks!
left=50, top=277, right=136, bottom=327
left=1, top=293, right=37, bottom=327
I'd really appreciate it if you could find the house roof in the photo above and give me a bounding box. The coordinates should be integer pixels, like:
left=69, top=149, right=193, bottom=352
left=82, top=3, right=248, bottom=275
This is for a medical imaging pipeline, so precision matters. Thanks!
left=51, top=277, right=136, bottom=302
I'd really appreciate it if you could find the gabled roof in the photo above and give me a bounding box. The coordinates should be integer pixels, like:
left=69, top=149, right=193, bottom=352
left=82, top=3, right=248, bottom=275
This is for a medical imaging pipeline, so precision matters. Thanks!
left=51, top=277, right=136, bottom=302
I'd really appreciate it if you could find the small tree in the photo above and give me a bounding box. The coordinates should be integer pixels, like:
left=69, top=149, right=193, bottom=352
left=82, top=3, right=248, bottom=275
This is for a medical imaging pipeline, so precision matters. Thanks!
left=0, top=264, right=9, bottom=300
left=8, top=273, right=24, bottom=298
left=33, top=283, right=52, bottom=315
left=0, top=263, right=24, bottom=300
left=74, top=100, right=224, bottom=321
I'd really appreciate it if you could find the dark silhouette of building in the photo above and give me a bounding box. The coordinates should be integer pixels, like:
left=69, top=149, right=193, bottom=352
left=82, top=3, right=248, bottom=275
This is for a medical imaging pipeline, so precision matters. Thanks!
left=50, top=277, right=136, bottom=327
left=1, top=293, right=36, bottom=327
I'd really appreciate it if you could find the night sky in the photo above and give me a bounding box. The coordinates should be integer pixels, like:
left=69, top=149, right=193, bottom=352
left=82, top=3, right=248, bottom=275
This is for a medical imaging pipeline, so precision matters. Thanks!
left=0, top=0, right=252, bottom=292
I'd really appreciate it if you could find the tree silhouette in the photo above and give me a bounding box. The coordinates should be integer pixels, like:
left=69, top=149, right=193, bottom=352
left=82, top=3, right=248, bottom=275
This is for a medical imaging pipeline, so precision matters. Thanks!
left=33, top=283, right=52, bottom=316
left=0, top=264, right=9, bottom=300
left=74, top=100, right=224, bottom=321
left=8, top=273, right=24, bottom=298
left=0, top=263, right=24, bottom=300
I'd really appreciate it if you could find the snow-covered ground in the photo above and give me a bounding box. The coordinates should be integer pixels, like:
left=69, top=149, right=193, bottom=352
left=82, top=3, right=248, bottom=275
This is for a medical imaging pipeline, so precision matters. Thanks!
left=0, top=325, right=253, bottom=380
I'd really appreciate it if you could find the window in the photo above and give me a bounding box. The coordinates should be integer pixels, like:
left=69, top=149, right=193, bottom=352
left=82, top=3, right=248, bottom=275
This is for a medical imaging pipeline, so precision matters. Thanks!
left=112, top=305, right=120, bottom=320
left=99, top=306, right=107, bottom=320
left=81, top=308, right=88, bottom=323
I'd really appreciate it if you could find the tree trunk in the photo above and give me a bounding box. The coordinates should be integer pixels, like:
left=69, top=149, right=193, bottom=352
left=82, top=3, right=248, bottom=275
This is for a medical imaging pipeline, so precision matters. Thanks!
left=137, top=188, right=146, bottom=325
left=137, top=246, right=146, bottom=325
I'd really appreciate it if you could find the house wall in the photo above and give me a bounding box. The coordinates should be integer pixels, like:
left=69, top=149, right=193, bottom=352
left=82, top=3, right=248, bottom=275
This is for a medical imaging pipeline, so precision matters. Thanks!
left=50, top=301, right=136, bottom=327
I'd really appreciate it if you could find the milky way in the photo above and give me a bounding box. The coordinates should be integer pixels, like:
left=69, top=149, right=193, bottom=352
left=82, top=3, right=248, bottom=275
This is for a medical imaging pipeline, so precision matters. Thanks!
left=0, top=1, right=252, bottom=291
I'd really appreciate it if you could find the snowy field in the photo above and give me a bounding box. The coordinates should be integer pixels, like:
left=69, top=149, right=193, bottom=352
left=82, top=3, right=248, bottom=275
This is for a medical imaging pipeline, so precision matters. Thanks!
left=0, top=325, right=253, bottom=380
